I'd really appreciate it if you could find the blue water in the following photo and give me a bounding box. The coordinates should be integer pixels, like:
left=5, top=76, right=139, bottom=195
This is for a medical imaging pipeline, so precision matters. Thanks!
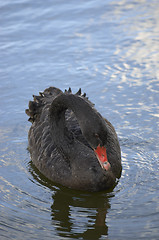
left=0, top=0, right=159, bottom=239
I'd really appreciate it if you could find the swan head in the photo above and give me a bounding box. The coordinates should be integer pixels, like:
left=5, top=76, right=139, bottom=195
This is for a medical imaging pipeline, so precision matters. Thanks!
left=82, top=120, right=111, bottom=171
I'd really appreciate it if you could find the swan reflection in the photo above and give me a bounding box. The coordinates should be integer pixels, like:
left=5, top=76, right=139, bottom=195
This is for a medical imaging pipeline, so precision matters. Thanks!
left=29, top=161, right=113, bottom=239
left=51, top=189, right=111, bottom=239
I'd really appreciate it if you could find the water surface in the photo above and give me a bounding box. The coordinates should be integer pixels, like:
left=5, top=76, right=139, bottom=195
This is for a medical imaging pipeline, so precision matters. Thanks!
left=0, top=0, right=159, bottom=239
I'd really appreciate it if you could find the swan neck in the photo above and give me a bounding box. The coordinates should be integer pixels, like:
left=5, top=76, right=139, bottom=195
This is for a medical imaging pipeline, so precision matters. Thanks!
left=49, top=93, right=105, bottom=149
left=49, top=94, right=73, bottom=148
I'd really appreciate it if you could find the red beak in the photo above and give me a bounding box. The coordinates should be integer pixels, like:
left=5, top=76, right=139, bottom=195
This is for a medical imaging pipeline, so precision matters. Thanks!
left=94, top=145, right=111, bottom=171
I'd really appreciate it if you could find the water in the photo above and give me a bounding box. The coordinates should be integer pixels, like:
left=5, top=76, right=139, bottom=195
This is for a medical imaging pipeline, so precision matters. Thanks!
left=0, top=0, right=159, bottom=239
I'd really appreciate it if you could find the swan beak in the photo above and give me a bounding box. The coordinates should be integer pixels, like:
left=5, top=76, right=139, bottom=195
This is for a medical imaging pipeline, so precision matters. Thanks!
left=94, top=145, right=111, bottom=171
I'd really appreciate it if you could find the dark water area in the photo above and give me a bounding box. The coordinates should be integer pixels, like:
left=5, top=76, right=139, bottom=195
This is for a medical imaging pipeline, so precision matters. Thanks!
left=0, top=0, right=159, bottom=239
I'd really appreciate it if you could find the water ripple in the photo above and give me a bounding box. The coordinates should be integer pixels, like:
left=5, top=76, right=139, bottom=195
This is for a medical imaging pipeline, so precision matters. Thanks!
left=0, top=0, right=159, bottom=239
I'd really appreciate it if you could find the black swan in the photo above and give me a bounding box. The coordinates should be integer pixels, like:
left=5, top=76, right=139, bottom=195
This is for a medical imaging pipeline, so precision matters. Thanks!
left=26, top=87, right=122, bottom=191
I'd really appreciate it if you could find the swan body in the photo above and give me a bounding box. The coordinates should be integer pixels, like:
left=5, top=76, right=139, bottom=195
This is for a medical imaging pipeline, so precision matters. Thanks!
left=26, top=87, right=122, bottom=191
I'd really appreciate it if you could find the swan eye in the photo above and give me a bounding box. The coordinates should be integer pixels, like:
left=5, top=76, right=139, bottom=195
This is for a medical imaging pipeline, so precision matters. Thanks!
left=94, top=133, right=103, bottom=146
left=95, top=133, right=99, bottom=138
